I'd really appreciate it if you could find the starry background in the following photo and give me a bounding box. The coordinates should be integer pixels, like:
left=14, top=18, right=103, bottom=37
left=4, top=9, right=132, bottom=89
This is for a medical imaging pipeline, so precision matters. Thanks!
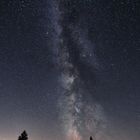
left=0, top=0, right=140, bottom=140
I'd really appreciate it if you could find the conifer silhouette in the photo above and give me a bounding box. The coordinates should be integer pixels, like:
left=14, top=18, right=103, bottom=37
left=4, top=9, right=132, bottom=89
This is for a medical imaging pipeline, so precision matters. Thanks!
left=18, top=130, right=28, bottom=140
left=90, top=136, right=93, bottom=140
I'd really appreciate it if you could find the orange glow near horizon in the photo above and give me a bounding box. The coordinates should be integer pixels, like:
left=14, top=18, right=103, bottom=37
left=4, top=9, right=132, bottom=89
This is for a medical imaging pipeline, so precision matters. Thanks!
left=67, top=129, right=82, bottom=140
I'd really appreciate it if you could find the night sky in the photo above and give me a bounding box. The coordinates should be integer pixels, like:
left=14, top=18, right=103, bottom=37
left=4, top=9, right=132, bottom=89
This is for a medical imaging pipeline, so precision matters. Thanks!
left=0, top=0, right=140, bottom=140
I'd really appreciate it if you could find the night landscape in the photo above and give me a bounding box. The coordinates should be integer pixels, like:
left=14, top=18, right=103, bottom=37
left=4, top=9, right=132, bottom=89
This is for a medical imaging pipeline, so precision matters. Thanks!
left=0, top=0, right=140, bottom=140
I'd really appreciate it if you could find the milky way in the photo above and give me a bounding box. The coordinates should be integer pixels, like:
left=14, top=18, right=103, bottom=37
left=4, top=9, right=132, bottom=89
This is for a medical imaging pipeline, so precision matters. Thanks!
left=50, top=1, right=107, bottom=140
left=0, top=0, right=139, bottom=140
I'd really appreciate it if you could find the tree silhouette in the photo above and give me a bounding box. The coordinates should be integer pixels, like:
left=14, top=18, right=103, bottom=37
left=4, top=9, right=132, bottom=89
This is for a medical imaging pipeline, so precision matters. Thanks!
left=18, top=130, right=28, bottom=140
left=90, top=136, right=93, bottom=140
